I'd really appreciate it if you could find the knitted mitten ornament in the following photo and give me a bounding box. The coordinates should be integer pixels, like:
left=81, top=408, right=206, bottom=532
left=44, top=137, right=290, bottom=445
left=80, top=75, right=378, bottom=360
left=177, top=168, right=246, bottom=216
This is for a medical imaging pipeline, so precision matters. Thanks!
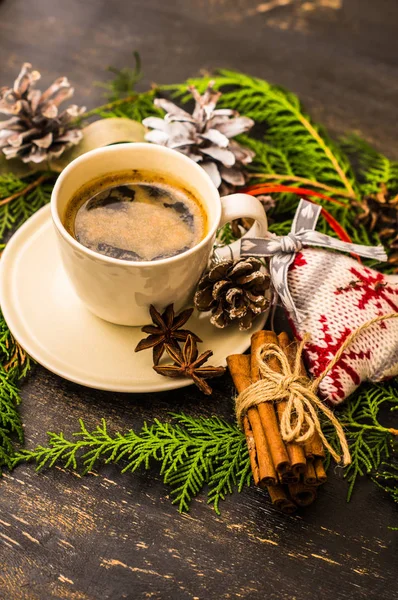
left=287, top=248, right=398, bottom=404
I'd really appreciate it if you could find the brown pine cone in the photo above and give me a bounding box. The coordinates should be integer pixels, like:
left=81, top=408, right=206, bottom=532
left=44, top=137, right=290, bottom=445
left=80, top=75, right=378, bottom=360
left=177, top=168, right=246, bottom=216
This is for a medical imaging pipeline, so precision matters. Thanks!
left=194, top=257, right=270, bottom=330
left=354, top=185, right=398, bottom=271
left=0, top=63, right=85, bottom=163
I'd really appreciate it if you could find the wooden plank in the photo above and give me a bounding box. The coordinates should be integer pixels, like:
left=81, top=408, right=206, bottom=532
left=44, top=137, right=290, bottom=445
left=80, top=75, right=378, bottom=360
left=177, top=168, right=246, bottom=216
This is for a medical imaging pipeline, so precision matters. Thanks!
left=0, top=1, right=397, bottom=598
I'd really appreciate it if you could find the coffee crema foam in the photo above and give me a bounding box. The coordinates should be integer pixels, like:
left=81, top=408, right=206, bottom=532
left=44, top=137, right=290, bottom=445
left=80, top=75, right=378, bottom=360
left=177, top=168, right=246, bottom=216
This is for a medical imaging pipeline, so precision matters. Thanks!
left=63, top=170, right=208, bottom=262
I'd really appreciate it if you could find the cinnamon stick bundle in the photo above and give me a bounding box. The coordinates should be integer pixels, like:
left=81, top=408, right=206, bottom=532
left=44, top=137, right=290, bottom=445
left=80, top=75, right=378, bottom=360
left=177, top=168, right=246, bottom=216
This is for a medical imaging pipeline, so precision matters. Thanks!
left=227, top=329, right=328, bottom=513
left=227, top=354, right=297, bottom=514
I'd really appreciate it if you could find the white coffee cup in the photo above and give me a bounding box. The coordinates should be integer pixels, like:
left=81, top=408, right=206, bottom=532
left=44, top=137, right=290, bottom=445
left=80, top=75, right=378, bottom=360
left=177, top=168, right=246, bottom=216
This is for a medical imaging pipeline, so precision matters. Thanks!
left=51, top=143, right=268, bottom=326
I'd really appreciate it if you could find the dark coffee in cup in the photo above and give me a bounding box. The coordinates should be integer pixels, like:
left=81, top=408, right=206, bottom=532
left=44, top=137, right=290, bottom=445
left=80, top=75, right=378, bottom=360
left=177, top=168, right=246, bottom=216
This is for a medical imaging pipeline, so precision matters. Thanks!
left=63, top=170, right=208, bottom=261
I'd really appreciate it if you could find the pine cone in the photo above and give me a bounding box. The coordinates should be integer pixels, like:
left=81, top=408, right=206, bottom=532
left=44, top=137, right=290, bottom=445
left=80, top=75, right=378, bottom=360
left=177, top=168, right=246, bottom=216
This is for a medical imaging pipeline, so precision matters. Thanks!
left=143, top=82, right=255, bottom=194
left=354, top=184, right=398, bottom=271
left=0, top=63, right=85, bottom=163
left=194, top=258, right=270, bottom=330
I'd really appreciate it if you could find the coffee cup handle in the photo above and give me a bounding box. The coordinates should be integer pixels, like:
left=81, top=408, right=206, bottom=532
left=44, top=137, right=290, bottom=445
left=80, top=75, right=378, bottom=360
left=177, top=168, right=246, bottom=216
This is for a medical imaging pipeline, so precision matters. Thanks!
left=215, top=193, right=268, bottom=260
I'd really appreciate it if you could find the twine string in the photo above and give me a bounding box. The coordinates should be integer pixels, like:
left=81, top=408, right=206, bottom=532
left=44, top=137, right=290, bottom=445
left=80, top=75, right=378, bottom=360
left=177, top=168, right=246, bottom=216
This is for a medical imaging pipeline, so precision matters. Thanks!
left=235, top=312, right=398, bottom=466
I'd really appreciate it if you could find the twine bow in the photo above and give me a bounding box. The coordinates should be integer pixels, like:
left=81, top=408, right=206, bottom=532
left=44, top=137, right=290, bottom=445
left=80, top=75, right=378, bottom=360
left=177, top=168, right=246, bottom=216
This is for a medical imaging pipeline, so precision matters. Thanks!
left=235, top=313, right=398, bottom=466
left=240, top=199, right=388, bottom=322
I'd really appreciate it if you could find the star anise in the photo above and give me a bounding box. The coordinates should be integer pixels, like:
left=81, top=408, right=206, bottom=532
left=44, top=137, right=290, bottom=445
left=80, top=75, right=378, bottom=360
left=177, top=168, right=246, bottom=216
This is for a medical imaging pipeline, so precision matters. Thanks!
left=153, top=335, right=226, bottom=395
left=134, top=304, right=201, bottom=365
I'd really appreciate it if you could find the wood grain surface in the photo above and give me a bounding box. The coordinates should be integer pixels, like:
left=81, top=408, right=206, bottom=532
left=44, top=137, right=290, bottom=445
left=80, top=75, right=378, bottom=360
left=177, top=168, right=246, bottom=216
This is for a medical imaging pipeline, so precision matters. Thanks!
left=0, top=1, right=397, bottom=598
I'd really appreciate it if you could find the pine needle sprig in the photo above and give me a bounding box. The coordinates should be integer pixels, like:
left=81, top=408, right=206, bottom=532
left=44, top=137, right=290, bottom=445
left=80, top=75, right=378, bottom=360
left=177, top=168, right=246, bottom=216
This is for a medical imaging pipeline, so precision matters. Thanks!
left=0, top=174, right=26, bottom=200
left=86, top=51, right=162, bottom=122
left=164, top=69, right=357, bottom=197
left=374, top=460, right=398, bottom=512
left=0, top=373, right=23, bottom=470
left=13, top=414, right=250, bottom=514
left=0, top=313, right=31, bottom=381
left=238, top=135, right=301, bottom=222
left=217, top=222, right=238, bottom=245
left=340, top=134, right=398, bottom=197
left=88, top=89, right=162, bottom=123
left=0, top=310, right=32, bottom=472
left=169, top=414, right=250, bottom=513
left=323, top=382, right=398, bottom=501
left=96, top=51, right=143, bottom=101
left=0, top=173, right=53, bottom=241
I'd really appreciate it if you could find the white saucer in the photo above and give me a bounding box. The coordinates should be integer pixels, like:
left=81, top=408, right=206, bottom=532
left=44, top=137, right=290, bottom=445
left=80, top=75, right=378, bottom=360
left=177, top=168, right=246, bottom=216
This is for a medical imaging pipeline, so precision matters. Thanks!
left=0, top=205, right=268, bottom=393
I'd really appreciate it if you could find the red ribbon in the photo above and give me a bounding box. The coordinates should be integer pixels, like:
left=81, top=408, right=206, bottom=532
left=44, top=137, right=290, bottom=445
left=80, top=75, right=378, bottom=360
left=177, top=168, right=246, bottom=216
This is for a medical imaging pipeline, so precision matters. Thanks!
left=242, top=184, right=357, bottom=253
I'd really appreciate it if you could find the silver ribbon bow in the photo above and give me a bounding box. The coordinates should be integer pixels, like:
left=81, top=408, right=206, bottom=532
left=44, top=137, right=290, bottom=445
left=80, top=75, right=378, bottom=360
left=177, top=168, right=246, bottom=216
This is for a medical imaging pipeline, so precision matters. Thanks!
left=240, top=199, right=388, bottom=322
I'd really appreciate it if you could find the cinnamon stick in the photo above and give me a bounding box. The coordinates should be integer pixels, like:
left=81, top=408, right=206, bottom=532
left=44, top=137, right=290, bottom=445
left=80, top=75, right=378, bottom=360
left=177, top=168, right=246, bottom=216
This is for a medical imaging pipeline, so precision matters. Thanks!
left=267, top=485, right=297, bottom=514
left=250, top=331, right=291, bottom=476
left=242, top=415, right=260, bottom=486
left=314, top=457, right=327, bottom=485
left=226, top=354, right=277, bottom=487
left=276, top=332, right=307, bottom=476
left=281, top=473, right=300, bottom=484
left=303, top=460, right=317, bottom=486
left=293, top=341, right=326, bottom=460
left=304, top=434, right=325, bottom=460
left=288, top=482, right=317, bottom=507
left=280, top=334, right=327, bottom=483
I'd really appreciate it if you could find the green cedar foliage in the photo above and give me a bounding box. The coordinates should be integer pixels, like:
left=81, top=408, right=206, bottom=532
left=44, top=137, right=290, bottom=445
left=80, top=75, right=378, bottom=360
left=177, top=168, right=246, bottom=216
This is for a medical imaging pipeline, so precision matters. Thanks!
left=1, top=60, right=397, bottom=513
left=14, top=414, right=250, bottom=514
left=0, top=310, right=32, bottom=472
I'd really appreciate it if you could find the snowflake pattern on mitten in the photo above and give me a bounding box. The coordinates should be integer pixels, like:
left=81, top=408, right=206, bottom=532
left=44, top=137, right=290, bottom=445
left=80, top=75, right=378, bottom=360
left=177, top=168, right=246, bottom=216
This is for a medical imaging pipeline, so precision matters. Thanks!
left=287, top=248, right=398, bottom=404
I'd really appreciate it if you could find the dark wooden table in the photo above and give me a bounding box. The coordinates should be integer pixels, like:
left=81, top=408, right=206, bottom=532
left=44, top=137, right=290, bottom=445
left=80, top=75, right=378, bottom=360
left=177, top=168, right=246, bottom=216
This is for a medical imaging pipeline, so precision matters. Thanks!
left=0, top=1, right=397, bottom=598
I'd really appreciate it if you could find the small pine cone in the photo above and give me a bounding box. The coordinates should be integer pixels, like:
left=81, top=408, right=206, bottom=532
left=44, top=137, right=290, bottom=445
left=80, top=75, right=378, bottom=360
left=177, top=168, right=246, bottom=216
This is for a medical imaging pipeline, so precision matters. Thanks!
left=0, top=63, right=85, bottom=164
left=354, top=186, right=398, bottom=272
left=194, top=257, right=270, bottom=330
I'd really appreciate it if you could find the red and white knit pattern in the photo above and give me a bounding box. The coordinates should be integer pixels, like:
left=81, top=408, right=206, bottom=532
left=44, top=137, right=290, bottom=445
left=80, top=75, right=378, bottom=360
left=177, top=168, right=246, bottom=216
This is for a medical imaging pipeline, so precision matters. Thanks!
left=287, top=248, right=398, bottom=404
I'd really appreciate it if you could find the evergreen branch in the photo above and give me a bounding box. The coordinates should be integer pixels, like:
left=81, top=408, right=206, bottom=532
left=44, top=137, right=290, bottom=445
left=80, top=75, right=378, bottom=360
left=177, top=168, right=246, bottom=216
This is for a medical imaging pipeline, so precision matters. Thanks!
left=0, top=174, right=53, bottom=241
left=323, top=382, right=398, bottom=501
left=81, top=52, right=160, bottom=122
left=236, top=135, right=352, bottom=239
left=0, top=311, right=32, bottom=382
left=84, top=90, right=162, bottom=122
left=13, top=415, right=250, bottom=514
left=293, top=105, right=355, bottom=197
left=164, top=70, right=357, bottom=196
left=340, top=134, right=398, bottom=197
left=9, top=381, right=398, bottom=511
left=0, top=174, right=50, bottom=207
left=207, top=436, right=251, bottom=514
left=374, top=461, right=398, bottom=508
left=82, top=94, right=140, bottom=120
left=0, top=174, right=26, bottom=202
left=240, top=136, right=296, bottom=180
left=250, top=173, right=356, bottom=199
left=217, top=222, right=238, bottom=246
left=96, top=51, right=143, bottom=101
left=0, top=310, right=32, bottom=472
